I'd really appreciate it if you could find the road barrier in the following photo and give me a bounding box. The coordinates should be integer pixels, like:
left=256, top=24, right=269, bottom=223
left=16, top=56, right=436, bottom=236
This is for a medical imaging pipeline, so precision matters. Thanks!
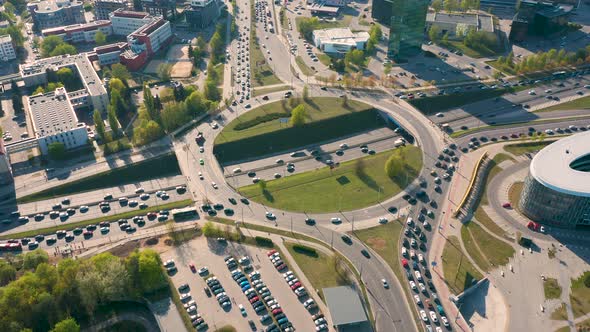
left=453, top=152, right=488, bottom=218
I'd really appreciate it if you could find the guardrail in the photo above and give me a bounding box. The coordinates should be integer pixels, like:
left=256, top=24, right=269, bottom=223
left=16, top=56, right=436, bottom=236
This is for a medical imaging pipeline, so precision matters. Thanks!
left=453, top=152, right=488, bottom=218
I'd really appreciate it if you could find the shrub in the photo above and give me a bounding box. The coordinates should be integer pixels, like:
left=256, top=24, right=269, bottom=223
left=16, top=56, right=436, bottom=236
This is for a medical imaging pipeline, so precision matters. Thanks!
left=255, top=236, right=273, bottom=248
left=293, top=244, right=318, bottom=257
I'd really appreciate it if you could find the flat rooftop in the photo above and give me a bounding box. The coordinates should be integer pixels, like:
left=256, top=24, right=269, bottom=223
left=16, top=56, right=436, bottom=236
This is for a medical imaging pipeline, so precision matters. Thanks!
left=323, top=286, right=368, bottom=326
left=28, top=87, right=80, bottom=137
left=426, top=12, right=494, bottom=33
left=32, top=0, right=83, bottom=13
left=530, top=130, right=590, bottom=197
left=0, top=34, right=12, bottom=44
left=314, top=27, right=370, bottom=45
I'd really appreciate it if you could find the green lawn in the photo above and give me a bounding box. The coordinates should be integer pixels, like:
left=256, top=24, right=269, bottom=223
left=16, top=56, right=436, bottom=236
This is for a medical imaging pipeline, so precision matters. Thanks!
left=544, top=278, right=563, bottom=300
left=250, top=2, right=281, bottom=87
left=295, top=15, right=353, bottom=34
left=570, top=271, right=590, bottom=318
left=474, top=207, right=510, bottom=241
left=461, top=221, right=515, bottom=271
left=252, top=84, right=291, bottom=97
left=551, top=303, right=568, bottom=321
left=317, top=53, right=331, bottom=67
left=537, top=95, right=590, bottom=112
left=18, top=154, right=181, bottom=204
left=486, top=60, right=516, bottom=75
left=409, top=88, right=514, bottom=114
left=296, top=56, right=315, bottom=76
left=285, top=242, right=351, bottom=299
left=446, top=41, right=501, bottom=59
left=508, top=182, right=523, bottom=211
left=504, top=141, right=553, bottom=155
left=442, top=236, right=484, bottom=294
left=214, top=98, right=384, bottom=163
left=239, top=146, right=422, bottom=213
left=493, top=153, right=515, bottom=165
left=0, top=199, right=194, bottom=240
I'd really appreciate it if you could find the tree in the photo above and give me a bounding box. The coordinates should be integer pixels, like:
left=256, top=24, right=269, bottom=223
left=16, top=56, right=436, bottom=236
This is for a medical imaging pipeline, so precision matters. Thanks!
left=341, top=94, right=348, bottom=107
left=22, top=249, right=49, bottom=270
left=109, top=89, right=127, bottom=118
left=93, top=109, right=106, bottom=139
left=94, top=31, right=106, bottom=46
left=443, top=0, right=459, bottom=11
left=41, top=35, right=64, bottom=56
left=431, top=0, right=443, bottom=11
left=0, top=260, right=16, bottom=286
left=56, top=67, right=75, bottom=89
left=50, top=318, right=79, bottom=332
left=108, top=78, right=126, bottom=94
left=345, top=49, right=365, bottom=68
left=384, top=147, right=408, bottom=179
left=290, top=104, right=306, bottom=127
left=209, top=31, right=224, bottom=63
left=204, top=80, right=220, bottom=101
left=33, top=86, right=45, bottom=95
left=137, top=250, right=167, bottom=293
left=157, top=63, right=172, bottom=81
left=442, top=32, right=449, bottom=45
left=48, top=142, right=66, bottom=159
left=107, top=107, right=119, bottom=137
left=111, top=63, right=131, bottom=81
left=428, top=25, right=440, bottom=43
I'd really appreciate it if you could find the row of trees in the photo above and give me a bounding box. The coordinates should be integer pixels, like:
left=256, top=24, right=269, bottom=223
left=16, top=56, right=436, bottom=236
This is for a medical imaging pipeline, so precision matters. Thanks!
left=161, top=90, right=216, bottom=131
left=188, top=36, right=207, bottom=67
left=94, top=64, right=133, bottom=142
left=0, top=249, right=167, bottom=332
left=496, top=46, right=590, bottom=74
left=365, top=25, right=383, bottom=54
left=431, top=0, right=480, bottom=12
left=41, top=36, right=77, bottom=57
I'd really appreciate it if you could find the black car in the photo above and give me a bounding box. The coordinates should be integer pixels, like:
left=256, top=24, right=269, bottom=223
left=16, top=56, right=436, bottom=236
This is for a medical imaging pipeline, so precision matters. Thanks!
left=262, top=95, right=269, bottom=100
left=361, top=249, right=370, bottom=258
left=305, top=218, right=316, bottom=225
left=229, top=198, right=237, bottom=205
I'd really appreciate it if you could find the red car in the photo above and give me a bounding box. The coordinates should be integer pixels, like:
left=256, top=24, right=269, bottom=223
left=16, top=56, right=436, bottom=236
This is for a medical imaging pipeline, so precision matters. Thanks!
left=527, top=221, right=545, bottom=232
left=249, top=296, right=259, bottom=304
left=276, top=263, right=287, bottom=270
left=272, top=308, right=283, bottom=315
left=267, top=249, right=277, bottom=257
left=502, top=202, right=512, bottom=209
left=401, top=259, right=409, bottom=268
left=290, top=282, right=302, bottom=290
left=189, top=263, right=196, bottom=273
left=147, top=212, right=157, bottom=219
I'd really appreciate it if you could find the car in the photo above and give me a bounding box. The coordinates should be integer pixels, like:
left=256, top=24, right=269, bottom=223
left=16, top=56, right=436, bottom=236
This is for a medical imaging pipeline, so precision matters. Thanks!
left=341, top=234, right=352, bottom=244
left=378, top=217, right=388, bottom=224
left=429, top=311, right=438, bottom=323
left=197, top=267, right=209, bottom=275
left=330, top=217, right=342, bottom=224
left=199, top=158, right=204, bottom=165
left=420, top=310, right=428, bottom=322
left=265, top=211, right=276, bottom=220
left=382, top=279, right=389, bottom=288
left=305, top=218, right=316, bottom=225
left=441, top=316, right=449, bottom=327
left=361, top=249, right=370, bottom=258
left=410, top=281, right=417, bottom=290
left=502, top=202, right=512, bottom=208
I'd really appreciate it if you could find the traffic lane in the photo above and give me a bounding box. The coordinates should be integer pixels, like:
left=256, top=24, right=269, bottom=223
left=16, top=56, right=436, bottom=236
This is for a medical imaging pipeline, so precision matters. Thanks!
left=222, top=126, right=399, bottom=170
left=227, top=138, right=403, bottom=188
left=9, top=175, right=187, bottom=215
left=1, top=189, right=189, bottom=236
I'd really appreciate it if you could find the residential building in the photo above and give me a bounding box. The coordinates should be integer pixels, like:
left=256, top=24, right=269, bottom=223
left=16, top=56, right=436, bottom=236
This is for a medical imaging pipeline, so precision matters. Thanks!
left=509, top=0, right=572, bottom=41
left=386, top=0, right=429, bottom=61
left=42, top=20, right=113, bottom=44
left=184, top=0, right=222, bottom=30
left=312, top=27, right=369, bottom=54
left=94, top=0, right=129, bottom=21
left=426, top=12, right=495, bottom=36
left=20, top=53, right=109, bottom=113
left=140, top=0, right=176, bottom=19
left=28, top=0, right=85, bottom=30
left=0, top=34, right=16, bottom=61
left=26, top=87, right=89, bottom=155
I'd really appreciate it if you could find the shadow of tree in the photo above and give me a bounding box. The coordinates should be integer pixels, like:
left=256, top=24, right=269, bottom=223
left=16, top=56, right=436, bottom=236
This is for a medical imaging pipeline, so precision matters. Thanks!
left=262, top=189, right=275, bottom=203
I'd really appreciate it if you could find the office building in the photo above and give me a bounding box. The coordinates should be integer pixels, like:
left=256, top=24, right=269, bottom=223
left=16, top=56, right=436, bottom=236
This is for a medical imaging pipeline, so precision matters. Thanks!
left=323, top=286, right=370, bottom=331
left=509, top=0, right=572, bottom=41
left=28, top=0, right=85, bottom=30
left=140, top=0, right=176, bottom=19
left=426, top=12, right=495, bottom=37
left=184, top=0, right=222, bottom=30
left=371, top=0, right=393, bottom=23
left=20, top=53, right=109, bottom=113
left=42, top=20, right=113, bottom=44
left=312, top=28, right=369, bottom=54
left=386, top=0, right=428, bottom=61
left=519, top=131, right=590, bottom=228
left=0, top=34, right=16, bottom=61
left=27, top=87, right=89, bottom=155
left=94, top=0, right=129, bottom=21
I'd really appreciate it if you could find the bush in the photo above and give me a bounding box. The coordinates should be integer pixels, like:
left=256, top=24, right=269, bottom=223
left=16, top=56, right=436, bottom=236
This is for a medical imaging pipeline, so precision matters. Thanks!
left=292, top=244, right=318, bottom=257
left=234, top=112, right=289, bottom=131
left=254, top=236, right=274, bottom=248
left=584, top=274, right=590, bottom=288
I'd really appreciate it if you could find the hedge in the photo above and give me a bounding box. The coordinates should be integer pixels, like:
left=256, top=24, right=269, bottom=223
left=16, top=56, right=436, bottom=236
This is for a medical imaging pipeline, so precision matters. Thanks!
left=292, top=244, right=318, bottom=257
left=254, top=236, right=274, bottom=247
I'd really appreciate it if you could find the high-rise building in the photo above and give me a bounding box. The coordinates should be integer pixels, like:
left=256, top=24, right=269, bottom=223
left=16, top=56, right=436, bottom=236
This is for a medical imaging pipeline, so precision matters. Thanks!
left=140, top=0, right=176, bottom=20
left=94, top=0, right=129, bottom=21
left=386, top=0, right=428, bottom=61
left=0, top=34, right=16, bottom=61
left=28, top=0, right=85, bottom=30
left=372, top=0, right=428, bottom=62
left=184, top=0, right=222, bottom=30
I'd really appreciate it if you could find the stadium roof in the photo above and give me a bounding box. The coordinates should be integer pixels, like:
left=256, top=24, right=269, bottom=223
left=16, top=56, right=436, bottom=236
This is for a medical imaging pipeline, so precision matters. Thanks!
left=323, top=286, right=368, bottom=326
left=530, top=131, right=590, bottom=197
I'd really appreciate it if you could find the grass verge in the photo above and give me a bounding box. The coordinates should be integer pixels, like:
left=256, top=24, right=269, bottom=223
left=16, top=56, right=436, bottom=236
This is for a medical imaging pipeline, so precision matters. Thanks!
left=550, top=302, right=568, bottom=320
left=544, top=278, right=562, bottom=300
left=18, top=154, right=181, bottom=204
left=504, top=141, right=553, bottom=155
left=239, top=146, right=422, bottom=213
left=570, top=271, right=590, bottom=318
left=461, top=221, right=515, bottom=272
left=446, top=41, right=501, bottom=59
left=295, top=56, right=315, bottom=76
left=250, top=1, right=281, bottom=87
left=252, top=84, right=291, bottom=97
left=442, top=235, right=484, bottom=294
left=1, top=199, right=193, bottom=240
left=285, top=242, right=351, bottom=299
left=473, top=207, right=509, bottom=241
left=508, top=182, right=523, bottom=210
left=536, top=95, right=590, bottom=112
left=576, top=317, right=590, bottom=331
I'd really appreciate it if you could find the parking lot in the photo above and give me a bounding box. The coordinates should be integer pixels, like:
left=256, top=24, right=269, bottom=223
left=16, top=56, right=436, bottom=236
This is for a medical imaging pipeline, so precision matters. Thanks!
left=162, top=237, right=322, bottom=331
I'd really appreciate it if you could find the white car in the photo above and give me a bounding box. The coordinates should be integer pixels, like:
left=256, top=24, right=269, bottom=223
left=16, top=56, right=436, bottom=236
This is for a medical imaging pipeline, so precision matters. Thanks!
left=418, top=254, right=425, bottom=263
left=381, top=279, right=389, bottom=288
left=406, top=217, right=414, bottom=226
left=429, top=311, right=438, bottom=323
left=441, top=316, right=449, bottom=327
left=198, top=172, right=204, bottom=180
left=266, top=211, right=275, bottom=219
left=378, top=217, right=388, bottom=224
left=435, top=112, right=444, bottom=117
left=419, top=283, right=427, bottom=293
left=415, top=271, right=422, bottom=281
left=180, top=293, right=191, bottom=301
left=331, top=217, right=342, bottom=224
left=414, top=295, right=422, bottom=305
left=410, top=281, right=417, bottom=291
left=420, top=310, right=428, bottom=322
left=339, top=143, right=348, bottom=149
left=211, top=182, right=218, bottom=189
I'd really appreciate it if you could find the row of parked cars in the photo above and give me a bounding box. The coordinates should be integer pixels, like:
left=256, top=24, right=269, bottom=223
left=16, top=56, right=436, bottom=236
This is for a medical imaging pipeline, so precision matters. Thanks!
left=267, top=250, right=326, bottom=331
left=170, top=259, right=209, bottom=330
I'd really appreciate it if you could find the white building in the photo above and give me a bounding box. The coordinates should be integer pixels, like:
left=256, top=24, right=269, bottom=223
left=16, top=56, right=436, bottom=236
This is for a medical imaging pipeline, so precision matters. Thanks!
left=426, top=12, right=495, bottom=37
left=110, top=9, right=153, bottom=36
left=313, top=28, right=369, bottom=55
left=42, top=20, right=113, bottom=44
left=20, top=53, right=109, bottom=113
left=26, top=87, right=89, bottom=154
left=0, top=34, right=16, bottom=61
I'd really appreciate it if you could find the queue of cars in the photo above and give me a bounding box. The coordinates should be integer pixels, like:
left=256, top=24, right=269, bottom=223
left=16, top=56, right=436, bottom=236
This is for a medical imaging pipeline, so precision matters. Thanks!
left=171, top=258, right=209, bottom=330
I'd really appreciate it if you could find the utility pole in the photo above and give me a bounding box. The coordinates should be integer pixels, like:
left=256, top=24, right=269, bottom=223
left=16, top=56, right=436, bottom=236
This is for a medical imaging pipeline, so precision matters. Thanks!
left=331, top=231, right=334, bottom=248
